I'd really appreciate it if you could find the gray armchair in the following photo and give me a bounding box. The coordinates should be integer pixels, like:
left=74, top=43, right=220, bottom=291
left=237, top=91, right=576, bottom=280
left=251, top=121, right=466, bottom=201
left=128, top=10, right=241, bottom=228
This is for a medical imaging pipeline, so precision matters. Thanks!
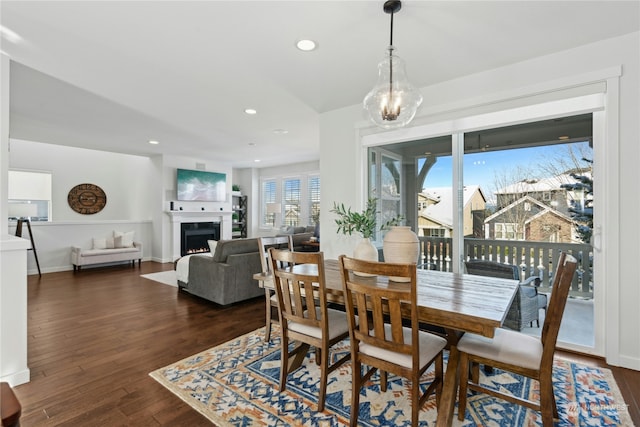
left=465, top=259, right=547, bottom=331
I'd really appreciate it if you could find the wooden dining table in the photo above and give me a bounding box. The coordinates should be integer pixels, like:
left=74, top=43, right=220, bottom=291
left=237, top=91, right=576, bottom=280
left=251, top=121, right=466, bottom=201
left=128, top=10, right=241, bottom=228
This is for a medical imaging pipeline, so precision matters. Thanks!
left=253, top=258, right=519, bottom=427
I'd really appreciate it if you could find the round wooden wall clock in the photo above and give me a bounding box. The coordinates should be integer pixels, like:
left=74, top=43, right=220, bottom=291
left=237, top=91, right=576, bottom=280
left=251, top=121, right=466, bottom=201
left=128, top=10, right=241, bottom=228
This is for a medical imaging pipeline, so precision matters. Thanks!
left=67, top=183, right=107, bottom=214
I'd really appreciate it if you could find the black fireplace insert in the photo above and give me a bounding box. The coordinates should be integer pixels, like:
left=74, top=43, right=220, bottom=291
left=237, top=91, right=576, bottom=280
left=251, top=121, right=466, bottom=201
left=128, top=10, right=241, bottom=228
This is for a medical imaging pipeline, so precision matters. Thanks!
left=181, top=222, right=220, bottom=256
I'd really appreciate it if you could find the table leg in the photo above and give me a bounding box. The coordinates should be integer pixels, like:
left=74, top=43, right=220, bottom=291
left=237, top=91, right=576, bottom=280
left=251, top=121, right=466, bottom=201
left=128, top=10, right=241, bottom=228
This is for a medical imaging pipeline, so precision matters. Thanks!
left=287, top=343, right=310, bottom=373
left=436, top=330, right=462, bottom=427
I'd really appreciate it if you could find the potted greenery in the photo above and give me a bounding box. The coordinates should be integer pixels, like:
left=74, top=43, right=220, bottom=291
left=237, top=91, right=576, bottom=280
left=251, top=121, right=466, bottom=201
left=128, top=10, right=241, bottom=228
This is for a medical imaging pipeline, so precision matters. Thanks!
left=330, top=198, right=403, bottom=265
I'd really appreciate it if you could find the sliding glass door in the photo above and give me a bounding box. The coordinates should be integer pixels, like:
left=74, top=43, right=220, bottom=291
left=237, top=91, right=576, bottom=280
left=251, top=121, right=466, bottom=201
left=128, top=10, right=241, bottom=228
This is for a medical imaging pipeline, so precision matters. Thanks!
left=366, top=113, right=596, bottom=352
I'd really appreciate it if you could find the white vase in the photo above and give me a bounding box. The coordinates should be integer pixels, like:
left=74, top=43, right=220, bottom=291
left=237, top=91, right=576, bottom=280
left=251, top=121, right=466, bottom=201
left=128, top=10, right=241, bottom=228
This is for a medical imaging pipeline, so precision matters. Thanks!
left=353, top=237, right=378, bottom=277
left=383, top=226, right=420, bottom=282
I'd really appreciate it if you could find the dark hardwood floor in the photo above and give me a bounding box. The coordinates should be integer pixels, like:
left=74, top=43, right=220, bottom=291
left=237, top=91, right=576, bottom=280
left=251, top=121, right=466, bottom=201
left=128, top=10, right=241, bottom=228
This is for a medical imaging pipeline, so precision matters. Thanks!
left=12, top=262, right=640, bottom=426
left=15, top=262, right=264, bottom=426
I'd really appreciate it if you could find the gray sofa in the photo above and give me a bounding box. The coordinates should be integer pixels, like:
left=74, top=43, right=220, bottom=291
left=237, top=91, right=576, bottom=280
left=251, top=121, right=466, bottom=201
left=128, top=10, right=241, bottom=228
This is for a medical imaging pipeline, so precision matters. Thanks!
left=179, top=238, right=263, bottom=305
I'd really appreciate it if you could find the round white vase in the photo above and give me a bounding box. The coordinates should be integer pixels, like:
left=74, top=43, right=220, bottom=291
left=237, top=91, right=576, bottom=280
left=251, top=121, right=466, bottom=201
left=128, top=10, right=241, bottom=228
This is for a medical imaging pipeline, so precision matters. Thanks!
left=353, top=237, right=378, bottom=276
left=383, top=226, right=420, bottom=282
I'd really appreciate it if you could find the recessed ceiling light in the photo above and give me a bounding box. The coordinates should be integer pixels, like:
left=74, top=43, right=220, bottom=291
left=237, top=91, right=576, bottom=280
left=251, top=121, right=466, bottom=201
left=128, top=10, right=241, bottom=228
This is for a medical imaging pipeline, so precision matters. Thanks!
left=273, top=128, right=289, bottom=135
left=148, top=140, right=159, bottom=145
left=296, top=39, right=317, bottom=52
left=254, top=159, right=261, bottom=163
left=244, top=108, right=257, bottom=115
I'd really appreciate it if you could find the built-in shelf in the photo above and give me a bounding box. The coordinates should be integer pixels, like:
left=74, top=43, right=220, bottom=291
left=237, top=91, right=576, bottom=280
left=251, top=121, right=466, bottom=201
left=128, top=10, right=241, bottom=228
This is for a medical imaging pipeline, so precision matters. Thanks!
left=232, top=194, right=248, bottom=239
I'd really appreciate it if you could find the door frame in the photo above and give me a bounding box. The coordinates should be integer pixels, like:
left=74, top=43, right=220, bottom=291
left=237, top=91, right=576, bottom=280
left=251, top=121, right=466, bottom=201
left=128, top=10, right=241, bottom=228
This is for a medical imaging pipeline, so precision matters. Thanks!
left=359, top=71, right=621, bottom=358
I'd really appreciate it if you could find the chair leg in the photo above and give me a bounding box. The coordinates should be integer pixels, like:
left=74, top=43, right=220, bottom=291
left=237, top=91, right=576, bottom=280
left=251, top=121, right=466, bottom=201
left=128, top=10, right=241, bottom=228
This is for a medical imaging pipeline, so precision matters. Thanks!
left=457, top=353, right=470, bottom=421
left=279, top=335, right=289, bottom=392
left=435, top=353, right=443, bottom=407
left=265, top=293, right=273, bottom=341
left=350, top=360, right=361, bottom=427
left=539, top=374, right=556, bottom=427
left=411, top=375, right=421, bottom=427
left=317, top=344, right=329, bottom=412
left=380, top=370, right=388, bottom=392
left=471, top=361, right=480, bottom=384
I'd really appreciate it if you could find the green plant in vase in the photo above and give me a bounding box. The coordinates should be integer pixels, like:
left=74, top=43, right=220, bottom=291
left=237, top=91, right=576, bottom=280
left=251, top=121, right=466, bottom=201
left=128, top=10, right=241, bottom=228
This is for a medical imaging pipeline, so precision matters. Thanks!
left=330, top=198, right=403, bottom=267
left=330, top=197, right=403, bottom=238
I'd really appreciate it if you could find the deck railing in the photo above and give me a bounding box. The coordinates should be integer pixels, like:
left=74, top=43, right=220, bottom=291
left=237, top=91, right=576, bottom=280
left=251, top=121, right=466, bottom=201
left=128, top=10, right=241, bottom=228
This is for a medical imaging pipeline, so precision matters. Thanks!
left=418, top=237, right=593, bottom=299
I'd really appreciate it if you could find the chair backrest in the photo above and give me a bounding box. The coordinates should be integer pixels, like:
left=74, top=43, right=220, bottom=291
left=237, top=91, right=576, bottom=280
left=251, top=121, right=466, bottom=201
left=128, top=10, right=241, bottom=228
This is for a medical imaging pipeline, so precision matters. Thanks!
left=338, top=255, right=419, bottom=361
left=465, top=259, right=520, bottom=280
left=258, top=236, right=292, bottom=273
left=269, top=248, right=328, bottom=332
left=540, top=252, right=578, bottom=364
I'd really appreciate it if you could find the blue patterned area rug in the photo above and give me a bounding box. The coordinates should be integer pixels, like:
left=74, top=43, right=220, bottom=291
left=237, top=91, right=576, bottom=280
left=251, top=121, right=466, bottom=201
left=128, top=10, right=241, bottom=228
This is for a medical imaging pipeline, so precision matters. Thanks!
left=149, top=326, right=633, bottom=426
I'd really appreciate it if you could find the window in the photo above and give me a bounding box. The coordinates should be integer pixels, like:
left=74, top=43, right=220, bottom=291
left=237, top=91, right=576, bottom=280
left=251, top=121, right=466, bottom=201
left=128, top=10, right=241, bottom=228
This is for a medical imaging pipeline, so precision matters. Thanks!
left=494, top=222, right=524, bottom=240
left=260, top=173, right=320, bottom=228
left=427, top=228, right=446, bottom=237
left=283, top=178, right=301, bottom=227
left=308, top=175, right=320, bottom=224
left=262, top=180, right=277, bottom=226
left=369, top=147, right=403, bottom=243
left=8, top=170, right=52, bottom=221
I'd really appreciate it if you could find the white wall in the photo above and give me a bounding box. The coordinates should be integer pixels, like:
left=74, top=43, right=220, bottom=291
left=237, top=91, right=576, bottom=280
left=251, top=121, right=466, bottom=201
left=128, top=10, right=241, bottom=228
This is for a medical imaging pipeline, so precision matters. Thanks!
left=319, top=32, right=640, bottom=370
left=1, top=54, right=10, bottom=232
left=10, top=139, right=155, bottom=221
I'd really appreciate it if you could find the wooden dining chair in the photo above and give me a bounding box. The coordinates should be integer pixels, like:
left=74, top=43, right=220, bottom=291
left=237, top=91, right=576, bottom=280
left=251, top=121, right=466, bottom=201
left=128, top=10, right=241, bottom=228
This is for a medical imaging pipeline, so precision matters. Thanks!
left=269, top=248, right=351, bottom=412
left=457, top=252, right=578, bottom=426
left=257, top=236, right=293, bottom=341
left=338, top=255, right=448, bottom=427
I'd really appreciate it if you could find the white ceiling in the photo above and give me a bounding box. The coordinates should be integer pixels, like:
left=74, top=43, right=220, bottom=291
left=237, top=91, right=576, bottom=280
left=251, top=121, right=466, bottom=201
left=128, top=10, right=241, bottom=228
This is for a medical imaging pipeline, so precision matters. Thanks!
left=2, top=1, right=638, bottom=168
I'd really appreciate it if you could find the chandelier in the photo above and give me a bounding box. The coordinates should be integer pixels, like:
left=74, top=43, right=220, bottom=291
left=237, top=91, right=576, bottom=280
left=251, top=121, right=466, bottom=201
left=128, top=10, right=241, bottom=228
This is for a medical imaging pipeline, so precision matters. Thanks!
left=363, top=0, right=423, bottom=129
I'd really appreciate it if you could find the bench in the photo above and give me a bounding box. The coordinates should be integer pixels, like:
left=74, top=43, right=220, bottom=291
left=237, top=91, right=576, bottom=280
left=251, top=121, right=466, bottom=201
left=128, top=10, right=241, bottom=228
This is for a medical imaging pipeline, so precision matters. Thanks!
left=71, top=242, right=142, bottom=271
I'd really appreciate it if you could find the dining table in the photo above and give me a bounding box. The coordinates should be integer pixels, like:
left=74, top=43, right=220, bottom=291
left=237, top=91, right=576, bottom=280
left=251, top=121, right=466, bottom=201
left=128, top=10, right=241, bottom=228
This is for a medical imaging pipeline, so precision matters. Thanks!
left=253, top=258, right=519, bottom=427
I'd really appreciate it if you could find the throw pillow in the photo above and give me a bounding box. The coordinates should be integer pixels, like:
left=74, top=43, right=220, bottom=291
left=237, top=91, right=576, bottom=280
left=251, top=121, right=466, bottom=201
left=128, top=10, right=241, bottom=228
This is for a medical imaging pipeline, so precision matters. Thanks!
left=93, top=238, right=107, bottom=250
left=106, top=237, right=115, bottom=249
left=113, top=230, right=134, bottom=248
left=208, top=240, right=218, bottom=254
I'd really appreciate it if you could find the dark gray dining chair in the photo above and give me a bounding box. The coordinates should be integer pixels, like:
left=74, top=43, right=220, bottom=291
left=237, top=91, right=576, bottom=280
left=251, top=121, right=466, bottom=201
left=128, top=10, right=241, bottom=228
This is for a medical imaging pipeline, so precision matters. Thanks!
left=465, top=259, right=547, bottom=330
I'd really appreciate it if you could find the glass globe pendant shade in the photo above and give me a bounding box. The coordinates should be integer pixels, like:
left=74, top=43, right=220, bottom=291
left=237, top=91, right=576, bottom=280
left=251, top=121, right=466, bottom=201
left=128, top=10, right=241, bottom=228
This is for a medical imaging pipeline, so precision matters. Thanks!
left=363, top=47, right=423, bottom=129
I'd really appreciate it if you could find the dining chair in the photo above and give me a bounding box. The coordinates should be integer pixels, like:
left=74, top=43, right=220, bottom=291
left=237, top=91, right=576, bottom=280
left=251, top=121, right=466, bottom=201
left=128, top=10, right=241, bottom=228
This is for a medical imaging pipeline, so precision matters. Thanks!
left=269, top=248, right=351, bottom=412
left=257, top=236, right=293, bottom=342
left=457, top=252, right=578, bottom=426
left=338, top=255, right=448, bottom=427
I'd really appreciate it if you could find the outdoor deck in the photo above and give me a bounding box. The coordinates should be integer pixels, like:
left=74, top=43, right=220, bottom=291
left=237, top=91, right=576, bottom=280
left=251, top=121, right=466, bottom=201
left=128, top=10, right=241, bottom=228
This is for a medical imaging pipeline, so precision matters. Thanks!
left=522, top=297, right=594, bottom=347
left=418, top=236, right=594, bottom=348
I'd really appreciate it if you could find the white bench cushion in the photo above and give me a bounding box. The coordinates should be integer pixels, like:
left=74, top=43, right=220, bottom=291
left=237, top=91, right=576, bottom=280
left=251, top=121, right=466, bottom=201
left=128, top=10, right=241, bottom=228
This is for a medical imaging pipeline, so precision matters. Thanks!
left=80, top=247, right=139, bottom=257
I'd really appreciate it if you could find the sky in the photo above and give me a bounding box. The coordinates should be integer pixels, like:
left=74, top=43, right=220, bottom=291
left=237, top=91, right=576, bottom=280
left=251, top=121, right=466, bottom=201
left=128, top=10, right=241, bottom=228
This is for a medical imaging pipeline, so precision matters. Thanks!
left=422, top=141, right=592, bottom=202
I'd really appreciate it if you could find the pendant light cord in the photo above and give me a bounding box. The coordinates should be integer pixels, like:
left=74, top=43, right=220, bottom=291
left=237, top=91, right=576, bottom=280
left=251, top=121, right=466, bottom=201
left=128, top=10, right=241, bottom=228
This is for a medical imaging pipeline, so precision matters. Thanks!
left=389, top=9, right=394, bottom=46
left=387, top=10, right=395, bottom=116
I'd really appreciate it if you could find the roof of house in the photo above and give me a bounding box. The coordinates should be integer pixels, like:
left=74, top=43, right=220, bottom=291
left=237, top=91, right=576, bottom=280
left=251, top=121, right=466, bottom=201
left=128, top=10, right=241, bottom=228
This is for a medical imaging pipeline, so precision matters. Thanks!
left=419, top=185, right=485, bottom=228
left=484, top=194, right=574, bottom=224
left=495, top=171, right=592, bottom=195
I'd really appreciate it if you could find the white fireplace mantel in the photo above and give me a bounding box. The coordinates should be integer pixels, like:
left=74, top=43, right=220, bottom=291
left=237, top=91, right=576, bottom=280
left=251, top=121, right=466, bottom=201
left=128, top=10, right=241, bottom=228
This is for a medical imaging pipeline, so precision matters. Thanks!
left=166, top=210, right=232, bottom=259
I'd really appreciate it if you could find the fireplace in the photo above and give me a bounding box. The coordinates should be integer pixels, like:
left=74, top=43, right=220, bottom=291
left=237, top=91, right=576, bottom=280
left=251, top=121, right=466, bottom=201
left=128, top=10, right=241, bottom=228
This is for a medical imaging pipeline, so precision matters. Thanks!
left=181, top=222, right=220, bottom=256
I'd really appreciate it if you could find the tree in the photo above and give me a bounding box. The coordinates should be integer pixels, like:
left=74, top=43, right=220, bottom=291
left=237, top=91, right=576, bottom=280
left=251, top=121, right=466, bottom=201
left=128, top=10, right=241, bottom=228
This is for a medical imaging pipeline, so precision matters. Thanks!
left=561, top=158, right=593, bottom=243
